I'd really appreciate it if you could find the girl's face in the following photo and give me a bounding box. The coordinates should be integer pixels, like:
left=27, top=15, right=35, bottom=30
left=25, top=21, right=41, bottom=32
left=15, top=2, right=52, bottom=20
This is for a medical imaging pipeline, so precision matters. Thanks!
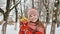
left=29, top=14, right=38, bottom=22
left=27, top=8, right=39, bottom=22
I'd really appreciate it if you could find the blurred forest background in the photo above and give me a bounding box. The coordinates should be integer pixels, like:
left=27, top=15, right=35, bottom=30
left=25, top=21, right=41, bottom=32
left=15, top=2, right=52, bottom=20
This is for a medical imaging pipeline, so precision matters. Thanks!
left=0, top=0, right=60, bottom=34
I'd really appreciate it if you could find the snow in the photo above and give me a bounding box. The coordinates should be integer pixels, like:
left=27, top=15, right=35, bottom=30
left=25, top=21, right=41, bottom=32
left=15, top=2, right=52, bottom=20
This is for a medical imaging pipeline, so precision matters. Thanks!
left=0, top=25, right=2, bottom=34
left=0, top=23, right=60, bottom=34
left=46, top=24, right=60, bottom=34
left=0, top=23, right=19, bottom=34
left=46, top=24, right=51, bottom=34
left=55, top=24, right=60, bottom=34
left=0, top=0, right=60, bottom=34
left=0, top=0, right=6, bottom=12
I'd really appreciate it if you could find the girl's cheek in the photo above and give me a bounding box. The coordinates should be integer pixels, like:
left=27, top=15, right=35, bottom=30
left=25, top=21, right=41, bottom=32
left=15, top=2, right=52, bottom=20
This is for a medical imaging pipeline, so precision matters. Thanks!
left=30, top=18, right=32, bottom=20
left=29, top=17, right=32, bottom=20
left=29, top=18, right=33, bottom=21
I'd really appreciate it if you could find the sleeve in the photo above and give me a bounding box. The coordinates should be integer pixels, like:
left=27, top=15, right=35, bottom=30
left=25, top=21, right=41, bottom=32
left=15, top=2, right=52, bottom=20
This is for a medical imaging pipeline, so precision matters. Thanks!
left=20, top=21, right=29, bottom=31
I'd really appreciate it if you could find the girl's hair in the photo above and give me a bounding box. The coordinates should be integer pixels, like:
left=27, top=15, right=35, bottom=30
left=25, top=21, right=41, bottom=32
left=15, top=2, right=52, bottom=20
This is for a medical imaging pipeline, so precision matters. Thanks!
left=32, top=19, right=44, bottom=34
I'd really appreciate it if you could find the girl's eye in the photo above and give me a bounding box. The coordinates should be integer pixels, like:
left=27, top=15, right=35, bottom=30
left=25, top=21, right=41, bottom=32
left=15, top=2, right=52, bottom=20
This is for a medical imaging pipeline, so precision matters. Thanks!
left=30, top=16, right=32, bottom=17
left=34, top=15, right=35, bottom=16
left=29, top=15, right=32, bottom=17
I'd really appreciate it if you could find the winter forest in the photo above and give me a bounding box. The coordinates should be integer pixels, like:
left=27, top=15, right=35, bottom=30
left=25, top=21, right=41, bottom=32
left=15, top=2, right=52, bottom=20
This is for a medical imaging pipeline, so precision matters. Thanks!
left=0, top=0, right=60, bottom=34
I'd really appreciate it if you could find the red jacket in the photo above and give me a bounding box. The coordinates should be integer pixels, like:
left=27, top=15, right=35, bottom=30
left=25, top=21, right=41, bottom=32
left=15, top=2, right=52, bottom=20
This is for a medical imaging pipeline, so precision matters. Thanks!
left=19, top=22, right=45, bottom=34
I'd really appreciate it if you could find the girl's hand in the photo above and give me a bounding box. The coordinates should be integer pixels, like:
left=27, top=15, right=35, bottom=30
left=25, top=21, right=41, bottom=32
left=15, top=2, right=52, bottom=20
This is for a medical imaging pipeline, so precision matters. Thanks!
left=20, top=16, right=28, bottom=24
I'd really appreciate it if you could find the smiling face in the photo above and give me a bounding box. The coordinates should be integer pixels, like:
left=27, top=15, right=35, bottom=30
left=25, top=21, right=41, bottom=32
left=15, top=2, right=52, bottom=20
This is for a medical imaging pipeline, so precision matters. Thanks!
left=27, top=8, right=39, bottom=22
left=29, top=14, right=39, bottom=22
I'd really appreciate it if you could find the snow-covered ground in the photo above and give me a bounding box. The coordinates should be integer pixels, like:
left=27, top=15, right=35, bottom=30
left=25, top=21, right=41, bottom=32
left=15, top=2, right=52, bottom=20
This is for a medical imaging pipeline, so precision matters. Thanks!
left=0, top=0, right=60, bottom=34
left=0, top=23, right=60, bottom=34
left=46, top=24, right=60, bottom=34
left=0, top=23, right=19, bottom=34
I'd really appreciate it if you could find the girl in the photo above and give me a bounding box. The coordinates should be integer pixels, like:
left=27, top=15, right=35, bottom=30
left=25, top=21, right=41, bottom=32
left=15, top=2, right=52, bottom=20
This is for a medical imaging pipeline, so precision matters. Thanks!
left=19, top=8, right=45, bottom=34
left=26, top=8, right=45, bottom=34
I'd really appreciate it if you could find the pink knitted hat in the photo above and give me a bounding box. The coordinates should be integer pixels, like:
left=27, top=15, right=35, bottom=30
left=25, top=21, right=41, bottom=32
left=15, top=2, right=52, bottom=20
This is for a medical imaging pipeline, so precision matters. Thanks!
left=27, top=8, right=39, bottom=18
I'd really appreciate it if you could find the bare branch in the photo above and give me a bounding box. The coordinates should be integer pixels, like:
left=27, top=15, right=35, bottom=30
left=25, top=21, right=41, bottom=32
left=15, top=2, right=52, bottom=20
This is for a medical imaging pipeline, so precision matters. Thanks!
left=10, top=0, right=21, bottom=11
left=0, top=8, right=4, bottom=14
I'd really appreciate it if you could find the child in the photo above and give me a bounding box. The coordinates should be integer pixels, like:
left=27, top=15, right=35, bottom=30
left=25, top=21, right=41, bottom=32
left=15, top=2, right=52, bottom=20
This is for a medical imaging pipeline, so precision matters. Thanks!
left=26, top=8, right=45, bottom=34
left=19, top=8, right=45, bottom=34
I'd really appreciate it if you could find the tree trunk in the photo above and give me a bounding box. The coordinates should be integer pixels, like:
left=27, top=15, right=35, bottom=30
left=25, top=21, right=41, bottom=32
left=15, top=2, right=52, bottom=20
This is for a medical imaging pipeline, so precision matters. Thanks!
left=43, top=0, right=49, bottom=34
left=2, top=14, right=8, bottom=34
left=2, top=0, right=10, bottom=34
left=32, top=0, right=34, bottom=8
left=20, top=0, right=23, bottom=19
left=1, top=0, right=20, bottom=34
left=50, top=23, right=56, bottom=34
left=50, top=0, right=59, bottom=34
left=13, top=0, right=18, bottom=30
